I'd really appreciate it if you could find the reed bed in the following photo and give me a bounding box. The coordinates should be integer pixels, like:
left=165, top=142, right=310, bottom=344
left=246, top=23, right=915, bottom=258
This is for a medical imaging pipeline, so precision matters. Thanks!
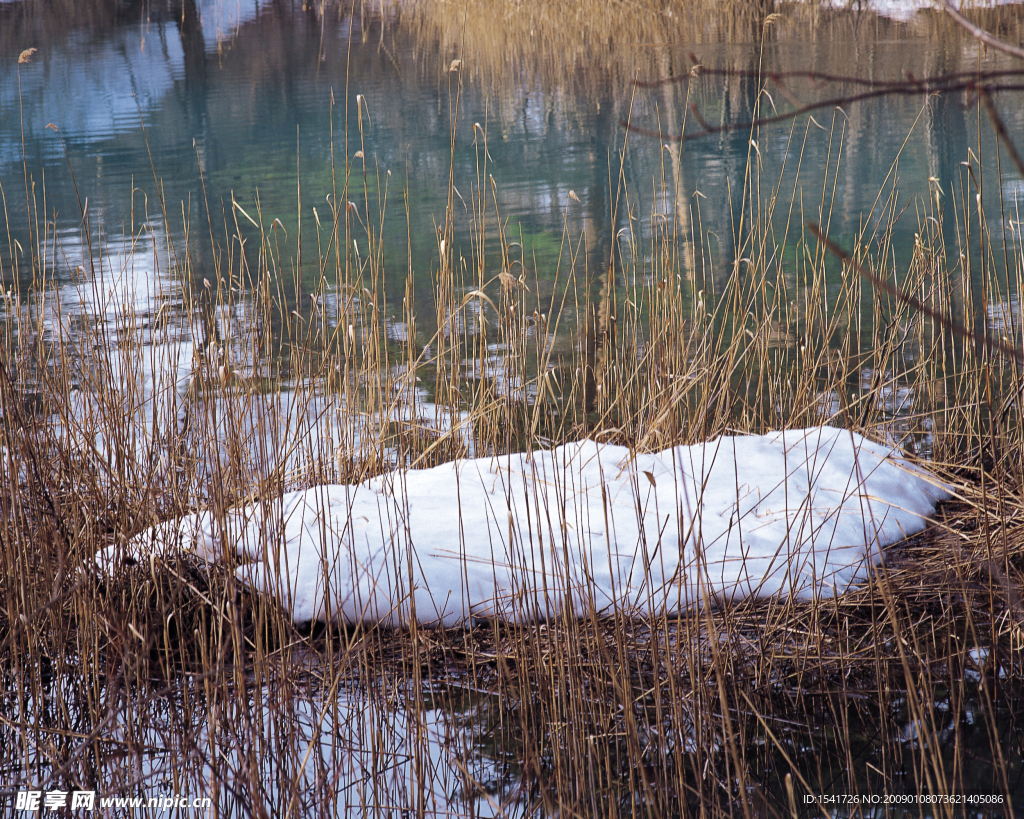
left=2, top=8, right=1024, bottom=815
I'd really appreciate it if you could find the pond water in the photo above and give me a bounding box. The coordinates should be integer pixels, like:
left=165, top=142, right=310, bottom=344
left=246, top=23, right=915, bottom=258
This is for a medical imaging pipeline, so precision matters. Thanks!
left=2, top=0, right=1024, bottom=452
left=3, top=1, right=1024, bottom=317
left=5, top=640, right=1023, bottom=816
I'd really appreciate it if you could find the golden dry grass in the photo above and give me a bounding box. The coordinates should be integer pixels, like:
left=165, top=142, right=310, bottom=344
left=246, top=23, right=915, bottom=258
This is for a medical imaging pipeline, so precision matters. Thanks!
left=2, top=0, right=1024, bottom=813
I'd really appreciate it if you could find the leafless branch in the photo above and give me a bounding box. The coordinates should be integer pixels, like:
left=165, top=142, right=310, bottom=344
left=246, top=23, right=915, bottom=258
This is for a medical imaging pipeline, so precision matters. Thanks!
left=807, top=222, right=1024, bottom=366
left=979, top=86, right=1024, bottom=181
left=623, top=72, right=1024, bottom=143
left=942, top=0, right=1024, bottom=62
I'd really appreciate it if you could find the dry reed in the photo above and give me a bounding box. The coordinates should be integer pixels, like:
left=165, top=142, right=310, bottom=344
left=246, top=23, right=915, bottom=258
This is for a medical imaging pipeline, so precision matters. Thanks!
left=1, top=1, right=1023, bottom=815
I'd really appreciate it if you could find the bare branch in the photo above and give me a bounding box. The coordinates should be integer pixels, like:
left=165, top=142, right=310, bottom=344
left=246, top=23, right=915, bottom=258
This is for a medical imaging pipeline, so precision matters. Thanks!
left=979, top=87, right=1024, bottom=181
left=624, top=66, right=1024, bottom=144
left=942, top=0, right=1024, bottom=62
left=623, top=74, right=1024, bottom=143
left=635, top=64, right=1024, bottom=91
left=807, top=222, right=1024, bottom=366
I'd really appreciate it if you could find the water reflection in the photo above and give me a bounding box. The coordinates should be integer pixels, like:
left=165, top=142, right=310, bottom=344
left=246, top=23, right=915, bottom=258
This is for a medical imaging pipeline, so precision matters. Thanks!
left=5, top=654, right=1022, bottom=816
left=3, top=0, right=1023, bottom=317
left=4, top=667, right=522, bottom=816
left=5, top=227, right=473, bottom=494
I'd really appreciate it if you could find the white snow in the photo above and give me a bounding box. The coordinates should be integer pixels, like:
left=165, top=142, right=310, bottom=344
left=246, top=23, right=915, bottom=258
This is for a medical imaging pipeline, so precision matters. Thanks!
left=99, top=426, right=951, bottom=626
left=67, top=338, right=195, bottom=466
left=829, top=1, right=1017, bottom=23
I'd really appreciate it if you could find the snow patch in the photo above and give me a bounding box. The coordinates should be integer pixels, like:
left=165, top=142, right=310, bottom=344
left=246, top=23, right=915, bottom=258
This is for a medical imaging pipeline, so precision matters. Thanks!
left=99, top=426, right=952, bottom=626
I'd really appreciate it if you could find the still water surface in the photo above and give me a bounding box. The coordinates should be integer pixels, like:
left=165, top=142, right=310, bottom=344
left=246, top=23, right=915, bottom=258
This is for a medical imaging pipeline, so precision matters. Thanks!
left=3, top=1, right=1023, bottom=309
left=2, top=1, right=1024, bottom=441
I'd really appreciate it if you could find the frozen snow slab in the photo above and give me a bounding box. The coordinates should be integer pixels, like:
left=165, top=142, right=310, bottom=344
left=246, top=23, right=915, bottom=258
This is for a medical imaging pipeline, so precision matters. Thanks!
left=99, top=426, right=951, bottom=626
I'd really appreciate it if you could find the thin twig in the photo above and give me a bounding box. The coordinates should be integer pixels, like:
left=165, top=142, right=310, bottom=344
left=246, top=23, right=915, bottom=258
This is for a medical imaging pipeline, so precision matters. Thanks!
left=807, top=221, right=1024, bottom=365
left=942, top=0, right=1024, bottom=62
left=623, top=76, right=1024, bottom=143
left=979, top=87, right=1024, bottom=181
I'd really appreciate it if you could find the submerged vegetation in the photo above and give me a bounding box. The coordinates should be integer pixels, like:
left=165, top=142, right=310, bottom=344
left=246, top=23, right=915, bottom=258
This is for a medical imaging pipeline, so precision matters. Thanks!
left=2, top=0, right=1024, bottom=815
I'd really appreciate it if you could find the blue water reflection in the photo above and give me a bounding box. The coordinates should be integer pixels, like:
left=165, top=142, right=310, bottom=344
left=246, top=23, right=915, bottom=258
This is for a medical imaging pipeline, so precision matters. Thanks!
left=3, top=0, right=1023, bottom=307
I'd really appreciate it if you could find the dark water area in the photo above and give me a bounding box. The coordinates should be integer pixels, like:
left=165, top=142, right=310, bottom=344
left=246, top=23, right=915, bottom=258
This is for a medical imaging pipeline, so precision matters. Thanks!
left=2, top=0, right=1024, bottom=320
left=6, top=638, right=1023, bottom=817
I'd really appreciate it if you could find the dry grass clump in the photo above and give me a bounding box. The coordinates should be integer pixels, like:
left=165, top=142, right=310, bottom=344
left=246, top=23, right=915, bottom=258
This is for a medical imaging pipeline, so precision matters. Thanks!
left=89, top=553, right=254, bottom=674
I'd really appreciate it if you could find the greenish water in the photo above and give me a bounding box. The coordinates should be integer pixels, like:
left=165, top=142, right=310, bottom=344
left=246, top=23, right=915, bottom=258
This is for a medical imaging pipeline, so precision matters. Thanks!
left=3, top=0, right=1023, bottom=450
left=2, top=0, right=1022, bottom=314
